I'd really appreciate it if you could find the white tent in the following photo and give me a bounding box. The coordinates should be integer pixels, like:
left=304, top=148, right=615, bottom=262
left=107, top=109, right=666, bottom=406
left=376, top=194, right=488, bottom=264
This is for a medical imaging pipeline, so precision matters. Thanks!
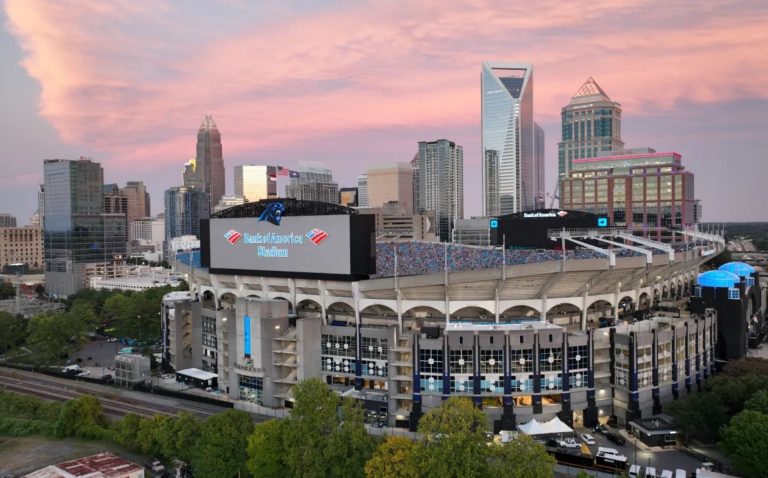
left=518, top=416, right=573, bottom=436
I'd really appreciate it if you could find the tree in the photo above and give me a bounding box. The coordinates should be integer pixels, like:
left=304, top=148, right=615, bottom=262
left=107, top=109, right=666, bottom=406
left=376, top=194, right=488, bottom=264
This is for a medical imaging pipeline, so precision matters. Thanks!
left=115, top=413, right=142, bottom=451
left=667, top=391, right=729, bottom=442
left=487, top=434, right=555, bottom=478
left=721, top=410, right=768, bottom=478
left=364, top=436, right=418, bottom=478
left=0, top=311, right=27, bottom=353
left=744, top=389, right=768, bottom=415
left=191, top=409, right=254, bottom=477
left=168, top=412, right=202, bottom=463
left=53, top=395, right=109, bottom=440
left=137, top=414, right=172, bottom=456
left=413, top=397, right=490, bottom=478
left=27, top=312, right=80, bottom=364
left=246, top=419, right=287, bottom=478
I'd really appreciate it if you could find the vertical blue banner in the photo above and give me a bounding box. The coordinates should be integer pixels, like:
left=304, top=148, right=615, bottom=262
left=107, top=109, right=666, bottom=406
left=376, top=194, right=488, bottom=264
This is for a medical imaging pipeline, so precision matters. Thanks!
left=243, top=315, right=251, bottom=357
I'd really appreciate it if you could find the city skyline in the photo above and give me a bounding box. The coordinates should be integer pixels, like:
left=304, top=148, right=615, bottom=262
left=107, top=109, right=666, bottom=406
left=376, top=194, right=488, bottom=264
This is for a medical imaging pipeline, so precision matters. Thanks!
left=1, top=1, right=767, bottom=222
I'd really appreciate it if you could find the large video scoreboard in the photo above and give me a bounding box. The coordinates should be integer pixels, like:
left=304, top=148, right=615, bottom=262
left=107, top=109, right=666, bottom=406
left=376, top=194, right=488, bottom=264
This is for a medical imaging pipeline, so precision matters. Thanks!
left=489, top=209, right=608, bottom=249
left=201, top=209, right=375, bottom=280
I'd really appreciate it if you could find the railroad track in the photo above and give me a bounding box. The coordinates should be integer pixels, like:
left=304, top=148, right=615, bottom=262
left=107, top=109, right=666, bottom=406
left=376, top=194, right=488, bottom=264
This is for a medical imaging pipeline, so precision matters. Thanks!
left=0, top=369, right=226, bottom=419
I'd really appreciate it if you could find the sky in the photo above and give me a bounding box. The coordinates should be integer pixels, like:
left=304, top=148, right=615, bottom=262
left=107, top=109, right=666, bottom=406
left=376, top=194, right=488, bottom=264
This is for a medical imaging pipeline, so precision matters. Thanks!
left=1, top=0, right=767, bottom=223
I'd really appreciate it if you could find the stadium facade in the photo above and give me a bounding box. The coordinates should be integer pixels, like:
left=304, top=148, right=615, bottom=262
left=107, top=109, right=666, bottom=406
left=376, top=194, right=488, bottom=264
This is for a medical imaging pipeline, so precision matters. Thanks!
left=163, top=200, right=748, bottom=431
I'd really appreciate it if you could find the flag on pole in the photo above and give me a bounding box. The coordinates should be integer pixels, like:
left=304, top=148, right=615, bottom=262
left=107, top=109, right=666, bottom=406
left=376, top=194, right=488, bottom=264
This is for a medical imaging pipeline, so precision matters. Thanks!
left=277, top=166, right=289, bottom=177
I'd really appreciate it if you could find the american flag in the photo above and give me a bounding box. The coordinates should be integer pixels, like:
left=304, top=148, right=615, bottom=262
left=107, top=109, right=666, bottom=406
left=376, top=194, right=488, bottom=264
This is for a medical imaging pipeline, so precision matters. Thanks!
left=277, top=166, right=289, bottom=177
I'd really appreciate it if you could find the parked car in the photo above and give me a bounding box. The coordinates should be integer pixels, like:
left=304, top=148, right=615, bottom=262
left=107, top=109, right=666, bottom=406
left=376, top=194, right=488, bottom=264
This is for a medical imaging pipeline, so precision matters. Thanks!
left=628, top=464, right=642, bottom=478
left=606, top=432, right=626, bottom=446
left=645, top=466, right=658, bottom=478
left=557, top=438, right=580, bottom=449
left=593, top=423, right=608, bottom=434
left=580, top=433, right=596, bottom=445
left=100, top=374, right=113, bottom=383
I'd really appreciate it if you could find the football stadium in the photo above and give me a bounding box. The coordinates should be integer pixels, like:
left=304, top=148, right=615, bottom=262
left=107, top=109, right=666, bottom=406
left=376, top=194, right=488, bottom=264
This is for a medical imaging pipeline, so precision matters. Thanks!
left=163, top=199, right=763, bottom=431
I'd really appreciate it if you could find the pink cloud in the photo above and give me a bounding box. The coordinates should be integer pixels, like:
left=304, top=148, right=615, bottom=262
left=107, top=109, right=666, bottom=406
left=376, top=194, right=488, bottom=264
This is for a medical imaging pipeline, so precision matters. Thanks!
left=4, top=0, right=768, bottom=174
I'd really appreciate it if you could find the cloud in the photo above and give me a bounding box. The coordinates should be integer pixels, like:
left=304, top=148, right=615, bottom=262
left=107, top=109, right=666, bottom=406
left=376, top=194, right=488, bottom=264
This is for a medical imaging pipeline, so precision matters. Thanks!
left=4, top=0, right=768, bottom=193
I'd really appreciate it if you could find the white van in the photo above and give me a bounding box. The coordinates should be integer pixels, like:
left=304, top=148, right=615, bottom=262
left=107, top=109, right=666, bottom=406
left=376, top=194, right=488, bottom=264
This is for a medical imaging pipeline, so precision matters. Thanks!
left=628, top=464, right=642, bottom=477
left=646, top=467, right=658, bottom=478
left=675, top=470, right=687, bottom=478
left=661, top=470, right=674, bottom=478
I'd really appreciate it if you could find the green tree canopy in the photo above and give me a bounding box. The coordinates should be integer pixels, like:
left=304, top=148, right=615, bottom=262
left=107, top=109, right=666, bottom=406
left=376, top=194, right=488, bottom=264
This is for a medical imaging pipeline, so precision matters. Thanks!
left=487, top=434, right=555, bottom=478
left=744, top=389, right=768, bottom=415
left=115, top=413, right=142, bottom=451
left=364, top=436, right=418, bottom=478
left=246, top=419, right=286, bottom=478
left=247, top=378, right=376, bottom=478
left=27, top=312, right=85, bottom=364
left=53, top=395, right=109, bottom=440
left=721, top=410, right=768, bottom=478
left=413, top=397, right=491, bottom=478
left=191, top=409, right=254, bottom=477
left=0, top=311, right=28, bottom=353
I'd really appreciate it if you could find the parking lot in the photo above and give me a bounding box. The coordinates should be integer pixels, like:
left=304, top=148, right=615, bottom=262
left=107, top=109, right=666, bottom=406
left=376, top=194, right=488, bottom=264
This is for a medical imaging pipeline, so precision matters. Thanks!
left=566, top=425, right=713, bottom=475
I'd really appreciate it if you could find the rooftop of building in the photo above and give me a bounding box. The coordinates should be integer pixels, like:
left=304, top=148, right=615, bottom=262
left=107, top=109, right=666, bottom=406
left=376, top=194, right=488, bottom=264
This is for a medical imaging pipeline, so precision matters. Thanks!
left=567, top=77, right=617, bottom=106
left=24, top=452, right=143, bottom=478
left=631, top=416, right=678, bottom=433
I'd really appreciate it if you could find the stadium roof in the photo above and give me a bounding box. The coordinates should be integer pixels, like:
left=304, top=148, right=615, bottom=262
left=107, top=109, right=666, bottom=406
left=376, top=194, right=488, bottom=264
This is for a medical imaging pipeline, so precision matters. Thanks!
left=212, top=197, right=356, bottom=218
left=719, top=261, right=755, bottom=278
left=697, top=270, right=741, bottom=288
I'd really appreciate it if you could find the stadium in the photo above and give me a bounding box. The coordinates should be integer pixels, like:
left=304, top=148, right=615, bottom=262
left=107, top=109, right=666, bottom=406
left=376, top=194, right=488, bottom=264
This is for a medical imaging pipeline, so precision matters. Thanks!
left=163, top=199, right=747, bottom=431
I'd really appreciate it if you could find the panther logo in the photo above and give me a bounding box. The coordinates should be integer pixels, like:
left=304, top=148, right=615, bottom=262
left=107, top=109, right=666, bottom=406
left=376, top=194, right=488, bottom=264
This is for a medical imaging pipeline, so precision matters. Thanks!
left=258, top=202, right=287, bottom=226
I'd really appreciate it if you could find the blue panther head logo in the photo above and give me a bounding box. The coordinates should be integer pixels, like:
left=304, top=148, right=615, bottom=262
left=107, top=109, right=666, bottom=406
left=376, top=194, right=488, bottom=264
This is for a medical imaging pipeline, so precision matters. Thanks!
left=258, top=202, right=287, bottom=226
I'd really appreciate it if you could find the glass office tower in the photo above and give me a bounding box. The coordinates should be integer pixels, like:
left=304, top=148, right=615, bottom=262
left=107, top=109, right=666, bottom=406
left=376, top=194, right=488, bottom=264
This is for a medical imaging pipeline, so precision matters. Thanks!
left=481, top=62, right=535, bottom=216
left=234, top=165, right=277, bottom=203
left=164, top=186, right=210, bottom=253
left=43, top=159, right=127, bottom=297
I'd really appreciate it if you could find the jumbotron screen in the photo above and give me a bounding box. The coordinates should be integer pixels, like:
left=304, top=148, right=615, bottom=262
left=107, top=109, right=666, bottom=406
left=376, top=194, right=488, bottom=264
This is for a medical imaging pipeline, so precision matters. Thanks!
left=490, top=209, right=608, bottom=249
left=204, top=214, right=375, bottom=279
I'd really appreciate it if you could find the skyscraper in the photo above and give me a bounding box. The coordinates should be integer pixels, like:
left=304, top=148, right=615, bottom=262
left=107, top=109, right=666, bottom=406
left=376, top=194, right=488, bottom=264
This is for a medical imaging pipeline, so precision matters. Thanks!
left=164, top=186, right=210, bottom=253
left=285, top=161, right=339, bottom=204
left=357, top=174, right=368, bottom=207
left=43, top=159, right=127, bottom=297
left=182, top=158, right=202, bottom=189
left=233, top=165, right=277, bottom=202
left=557, top=78, right=623, bottom=181
left=122, top=181, right=151, bottom=221
left=481, top=62, right=535, bottom=216
left=410, top=153, right=420, bottom=215
left=534, top=122, right=546, bottom=209
left=366, top=162, right=414, bottom=213
left=194, top=115, right=225, bottom=210
left=417, top=139, right=463, bottom=242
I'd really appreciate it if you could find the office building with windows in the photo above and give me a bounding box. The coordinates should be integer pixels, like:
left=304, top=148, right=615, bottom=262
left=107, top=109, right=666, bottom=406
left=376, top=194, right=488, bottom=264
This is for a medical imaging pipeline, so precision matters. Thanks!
left=234, top=165, right=277, bottom=203
left=560, top=151, right=697, bottom=241
left=417, top=139, right=463, bottom=242
left=366, top=162, right=414, bottom=214
left=357, top=175, right=368, bottom=208
left=43, top=159, right=127, bottom=297
left=285, top=161, right=339, bottom=204
left=558, top=78, right=624, bottom=181
left=164, top=186, right=210, bottom=252
left=191, top=115, right=225, bottom=210
left=481, top=62, right=536, bottom=216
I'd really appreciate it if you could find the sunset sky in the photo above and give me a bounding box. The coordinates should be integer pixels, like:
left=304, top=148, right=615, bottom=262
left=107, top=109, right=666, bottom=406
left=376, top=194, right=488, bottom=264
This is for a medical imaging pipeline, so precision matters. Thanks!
left=2, top=0, right=767, bottom=222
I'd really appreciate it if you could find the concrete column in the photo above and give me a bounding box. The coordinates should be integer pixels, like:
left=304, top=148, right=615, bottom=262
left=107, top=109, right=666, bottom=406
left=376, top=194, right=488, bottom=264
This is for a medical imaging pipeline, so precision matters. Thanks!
left=541, top=296, right=548, bottom=322
left=581, top=292, right=589, bottom=330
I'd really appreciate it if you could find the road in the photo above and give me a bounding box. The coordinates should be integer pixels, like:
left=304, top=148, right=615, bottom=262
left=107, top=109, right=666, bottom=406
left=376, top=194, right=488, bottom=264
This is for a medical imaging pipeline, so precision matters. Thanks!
left=0, top=367, right=271, bottom=423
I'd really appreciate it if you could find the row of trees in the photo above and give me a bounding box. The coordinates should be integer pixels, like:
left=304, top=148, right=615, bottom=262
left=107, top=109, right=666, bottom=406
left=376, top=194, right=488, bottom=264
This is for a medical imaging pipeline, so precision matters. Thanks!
left=0, top=379, right=556, bottom=477
left=0, top=283, right=185, bottom=364
left=667, top=357, right=768, bottom=478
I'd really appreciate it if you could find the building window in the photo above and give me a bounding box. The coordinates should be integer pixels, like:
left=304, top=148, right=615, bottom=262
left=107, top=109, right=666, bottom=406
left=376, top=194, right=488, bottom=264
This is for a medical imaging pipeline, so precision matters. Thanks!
left=511, top=349, right=534, bottom=373
left=567, top=345, right=588, bottom=371
left=728, top=288, right=740, bottom=300
left=539, top=347, right=562, bottom=372
left=480, top=350, right=503, bottom=374
left=449, top=350, right=473, bottom=374
left=238, top=375, right=263, bottom=404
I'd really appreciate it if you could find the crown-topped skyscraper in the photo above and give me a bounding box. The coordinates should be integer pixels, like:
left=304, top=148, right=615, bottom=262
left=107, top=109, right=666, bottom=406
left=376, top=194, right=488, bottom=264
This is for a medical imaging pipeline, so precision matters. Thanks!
left=557, top=78, right=624, bottom=181
left=195, top=115, right=225, bottom=210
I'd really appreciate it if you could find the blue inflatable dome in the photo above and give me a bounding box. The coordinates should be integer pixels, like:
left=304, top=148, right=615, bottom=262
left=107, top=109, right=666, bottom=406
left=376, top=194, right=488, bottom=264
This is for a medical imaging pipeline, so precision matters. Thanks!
left=718, top=261, right=756, bottom=278
left=697, top=270, right=741, bottom=288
